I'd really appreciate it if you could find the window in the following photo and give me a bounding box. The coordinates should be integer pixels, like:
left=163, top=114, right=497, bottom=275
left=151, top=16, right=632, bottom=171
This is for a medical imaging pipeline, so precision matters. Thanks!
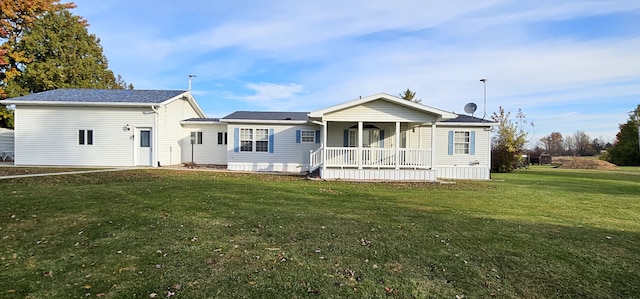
left=217, top=132, right=227, bottom=145
left=237, top=128, right=272, bottom=153
left=197, top=132, right=203, bottom=144
left=78, top=129, right=93, bottom=145
left=240, top=128, right=253, bottom=152
left=140, top=130, right=151, bottom=147
left=301, top=130, right=315, bottom=143
left=255, top=129, right=269, bottom=152
left=348, top=129, right=380, bottom=147
left=454, top=131, right=470, bottom=154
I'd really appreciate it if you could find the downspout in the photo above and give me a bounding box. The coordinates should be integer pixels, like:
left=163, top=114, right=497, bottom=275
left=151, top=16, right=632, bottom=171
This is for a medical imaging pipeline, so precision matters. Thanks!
left=151, top=105, right=160, bottom=167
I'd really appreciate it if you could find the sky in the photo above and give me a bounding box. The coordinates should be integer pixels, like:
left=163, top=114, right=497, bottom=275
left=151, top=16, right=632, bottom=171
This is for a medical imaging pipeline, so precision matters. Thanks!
left=71, top=0, right=640, bottom=146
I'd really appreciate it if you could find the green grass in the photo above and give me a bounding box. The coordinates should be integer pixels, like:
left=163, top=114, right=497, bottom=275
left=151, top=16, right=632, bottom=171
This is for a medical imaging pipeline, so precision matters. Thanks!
left=1, top=167, right=639, bottom=298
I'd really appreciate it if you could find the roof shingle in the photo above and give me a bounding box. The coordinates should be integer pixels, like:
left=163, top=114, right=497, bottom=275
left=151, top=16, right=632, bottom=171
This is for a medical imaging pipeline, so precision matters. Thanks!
left=4, top=89, right=186, bottom=104
left=222, top=111, right=309, bottom=121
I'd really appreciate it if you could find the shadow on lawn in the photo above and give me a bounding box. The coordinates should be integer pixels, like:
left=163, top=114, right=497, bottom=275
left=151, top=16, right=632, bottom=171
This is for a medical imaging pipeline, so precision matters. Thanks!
left=1, top=169, right=639, bottom=298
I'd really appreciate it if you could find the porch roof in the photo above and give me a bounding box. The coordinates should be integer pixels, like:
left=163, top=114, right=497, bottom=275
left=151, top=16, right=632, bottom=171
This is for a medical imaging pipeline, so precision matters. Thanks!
left=309, top=92, right=457, bottom=120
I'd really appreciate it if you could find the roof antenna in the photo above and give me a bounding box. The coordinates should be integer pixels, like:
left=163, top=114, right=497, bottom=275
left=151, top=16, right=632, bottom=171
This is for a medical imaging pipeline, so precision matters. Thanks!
left=479, top=78, right=487, bottom=119
left=188, top=74, right=197, bottom=93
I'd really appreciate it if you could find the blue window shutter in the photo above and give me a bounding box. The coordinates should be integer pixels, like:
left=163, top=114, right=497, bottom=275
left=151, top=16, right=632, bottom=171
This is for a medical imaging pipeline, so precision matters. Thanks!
left=269, top=129, right=275, bottom=153
left=469, top=131, right=476, bottom=155
left=315, top=130, right=320, bottom=144
left=448, top=131, right=454, bottom=155
left=233, top=128, right=239, bottom=152
left=379, top=130, right=384, bottom=148
left=343, top=130, right=349, bottom=147
left=296, top=130, right=301, bottom=143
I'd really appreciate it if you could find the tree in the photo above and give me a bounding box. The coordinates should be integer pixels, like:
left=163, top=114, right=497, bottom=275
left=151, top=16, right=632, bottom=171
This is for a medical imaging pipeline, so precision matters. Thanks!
left=572, top=131, right=591, bottom=156
left=399, top=88, right=422, bottom=103
left=606, top=105, right=640, bottom=166
left=4, top=9, right=128, bottom=97
left=1, top=0, right=75, bottom=99
left=0, top=105, right=13, bottom=128
left=539, top=132, right=564, bottom=155
left=490, top=106, right=531, bottom=172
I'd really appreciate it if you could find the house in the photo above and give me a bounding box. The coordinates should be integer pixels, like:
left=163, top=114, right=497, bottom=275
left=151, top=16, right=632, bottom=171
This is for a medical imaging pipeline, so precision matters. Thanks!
left=2, top=89, right=497, bottom=180
left=2, top=89, right=205, bottom=166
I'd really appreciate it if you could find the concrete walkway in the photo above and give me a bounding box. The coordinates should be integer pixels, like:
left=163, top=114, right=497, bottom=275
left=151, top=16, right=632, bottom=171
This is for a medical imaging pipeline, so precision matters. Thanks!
left=0, top=168, right=130, bottom=180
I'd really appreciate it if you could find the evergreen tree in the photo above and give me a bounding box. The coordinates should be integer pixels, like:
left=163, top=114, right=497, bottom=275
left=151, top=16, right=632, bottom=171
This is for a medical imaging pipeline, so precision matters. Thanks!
left=606, top=105, right=640, bottom=166
left=5, top=9, right=128, bottom=97
left=399, top=88, right=422, bottom=103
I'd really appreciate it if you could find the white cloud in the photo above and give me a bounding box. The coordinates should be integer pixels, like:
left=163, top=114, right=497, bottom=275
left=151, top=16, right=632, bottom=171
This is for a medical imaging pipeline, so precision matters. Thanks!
left=244, top=82, right=304, bottom=102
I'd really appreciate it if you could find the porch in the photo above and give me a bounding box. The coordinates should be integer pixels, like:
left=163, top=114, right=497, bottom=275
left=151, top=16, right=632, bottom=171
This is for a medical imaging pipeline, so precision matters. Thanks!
left=309, top=147, right=432, bottom=170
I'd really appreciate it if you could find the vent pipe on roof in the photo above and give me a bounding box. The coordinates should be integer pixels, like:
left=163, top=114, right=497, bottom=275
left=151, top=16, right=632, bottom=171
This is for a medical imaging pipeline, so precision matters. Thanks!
left=188, top=74, right=197, bottom=93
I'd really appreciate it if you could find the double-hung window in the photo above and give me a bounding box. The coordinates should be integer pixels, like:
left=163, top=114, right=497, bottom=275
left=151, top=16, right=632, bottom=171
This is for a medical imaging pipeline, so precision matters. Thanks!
left=454, top=131, right=470, bottom=154
left=240, top=128, right=253, bottom=152
left=255, top=129, right=269, bottom=152
left=301, top=130, right=315, bottom=143
left=237, top=128, right=271, bottom=153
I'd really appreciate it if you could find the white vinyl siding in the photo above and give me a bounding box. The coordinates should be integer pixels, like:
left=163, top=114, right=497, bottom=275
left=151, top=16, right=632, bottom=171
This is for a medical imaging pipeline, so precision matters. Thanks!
left=435, top=126, right=490, bottom=169
left=181, top=123, right=227, bottom=165
left=14, top=105, right=154, bottom=166
left=324, top=99, right=438, bottom=123
left=227, top=124, right=320, bottom=173
left=156, top=98, right=201, bottom=166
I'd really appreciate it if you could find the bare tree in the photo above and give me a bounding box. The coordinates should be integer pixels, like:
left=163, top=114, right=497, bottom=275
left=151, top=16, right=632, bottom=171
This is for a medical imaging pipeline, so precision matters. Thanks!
left=539, top=132, right=564, bottom=155
left=572, top=131, right=591, bottom=156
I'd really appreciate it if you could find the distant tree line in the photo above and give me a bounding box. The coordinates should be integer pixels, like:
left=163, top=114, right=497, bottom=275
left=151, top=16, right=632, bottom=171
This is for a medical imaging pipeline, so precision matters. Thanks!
left=532, top=131, right=612, bottom=157
left=529, top=104, right=640, bottom=166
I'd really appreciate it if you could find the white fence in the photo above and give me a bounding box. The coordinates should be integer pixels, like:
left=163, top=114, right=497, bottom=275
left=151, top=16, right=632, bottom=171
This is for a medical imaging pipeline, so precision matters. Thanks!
left=310, top=147, right=432, bottom=170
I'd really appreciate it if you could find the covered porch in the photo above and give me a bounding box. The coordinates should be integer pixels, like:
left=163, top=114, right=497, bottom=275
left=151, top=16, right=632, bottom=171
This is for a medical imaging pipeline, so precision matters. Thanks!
left=308, top=120, right=438, bottom=180
left=307, top=93, right=459, bottom=181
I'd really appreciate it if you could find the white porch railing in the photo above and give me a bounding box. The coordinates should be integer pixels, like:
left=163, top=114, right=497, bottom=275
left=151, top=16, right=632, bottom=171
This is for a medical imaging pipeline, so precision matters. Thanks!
left=310, top=147, right=432, bottom=171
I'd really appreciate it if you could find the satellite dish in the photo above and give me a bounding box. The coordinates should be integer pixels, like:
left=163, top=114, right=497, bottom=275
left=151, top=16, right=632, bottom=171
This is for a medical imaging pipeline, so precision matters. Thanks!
left=464, top=103, right=478, bottom=116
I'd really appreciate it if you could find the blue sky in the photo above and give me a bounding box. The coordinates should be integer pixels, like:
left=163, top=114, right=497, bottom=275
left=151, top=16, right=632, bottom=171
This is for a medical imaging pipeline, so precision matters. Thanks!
left=72, top=0, right=640, bottom=145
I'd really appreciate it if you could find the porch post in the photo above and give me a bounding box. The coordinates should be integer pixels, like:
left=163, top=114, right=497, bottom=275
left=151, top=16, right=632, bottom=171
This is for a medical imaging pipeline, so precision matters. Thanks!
left=395, top=121, right=400, bottom=169
left=358, top=121, right=363, bottom=169
left=431, top=123, right=436, bottom=169
left=322, top=120, right=327, bottom=174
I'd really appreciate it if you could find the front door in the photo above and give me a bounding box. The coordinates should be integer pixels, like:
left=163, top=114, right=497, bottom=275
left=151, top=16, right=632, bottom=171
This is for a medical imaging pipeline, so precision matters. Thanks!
left=136, top=128, right=152, bottom=166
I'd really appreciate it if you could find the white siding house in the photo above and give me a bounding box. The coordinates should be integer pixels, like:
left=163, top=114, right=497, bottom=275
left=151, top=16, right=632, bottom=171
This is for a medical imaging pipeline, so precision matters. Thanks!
left=2, top=89, right=205, bottom=167
left=2, top=90, right=496, bottom=180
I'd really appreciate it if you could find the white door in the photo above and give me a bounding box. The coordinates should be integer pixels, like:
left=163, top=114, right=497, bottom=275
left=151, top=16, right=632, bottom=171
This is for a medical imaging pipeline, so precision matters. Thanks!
left=136, top=128, right=152, bottom=166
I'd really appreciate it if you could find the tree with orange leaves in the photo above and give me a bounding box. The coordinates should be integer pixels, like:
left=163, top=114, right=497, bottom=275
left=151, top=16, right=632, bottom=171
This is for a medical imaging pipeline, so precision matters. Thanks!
left=1, top=1, right=76, bottom=97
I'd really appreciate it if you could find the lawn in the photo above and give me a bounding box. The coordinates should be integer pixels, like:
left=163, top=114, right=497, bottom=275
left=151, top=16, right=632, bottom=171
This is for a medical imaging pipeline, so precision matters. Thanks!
left=0, top=167, right=638, bottom=298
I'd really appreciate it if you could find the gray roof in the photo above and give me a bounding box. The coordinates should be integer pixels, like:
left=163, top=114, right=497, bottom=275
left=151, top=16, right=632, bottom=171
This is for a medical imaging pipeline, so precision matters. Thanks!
left=4, top=89, right=187, bottom=104
left=441, top=115, right=495, bottom=123
left=222, top=111, right=309, bottom=121
left=183, top=118, right=220, bottom=122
